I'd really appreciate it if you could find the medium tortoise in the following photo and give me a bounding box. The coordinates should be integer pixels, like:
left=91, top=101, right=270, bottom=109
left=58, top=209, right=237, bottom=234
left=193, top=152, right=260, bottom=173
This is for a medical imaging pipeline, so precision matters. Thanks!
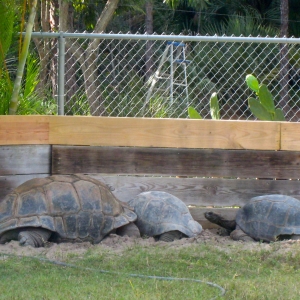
left=0, top=174, right=140, bottom=247
left=128, top=191, right=202, bottom=242
left=205, top=194, right=300, bottom=242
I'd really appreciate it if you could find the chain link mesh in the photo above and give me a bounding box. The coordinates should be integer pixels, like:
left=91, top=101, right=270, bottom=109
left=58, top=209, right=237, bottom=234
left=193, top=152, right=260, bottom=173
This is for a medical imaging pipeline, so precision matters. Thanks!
left=30, top=33, right=300, bottom=121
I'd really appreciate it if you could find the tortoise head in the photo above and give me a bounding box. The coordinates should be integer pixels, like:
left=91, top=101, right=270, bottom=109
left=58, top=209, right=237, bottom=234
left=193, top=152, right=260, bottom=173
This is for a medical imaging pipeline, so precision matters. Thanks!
left=204, top=211, right=236, bottom=231
left=204, top=211, right=219, bottom=223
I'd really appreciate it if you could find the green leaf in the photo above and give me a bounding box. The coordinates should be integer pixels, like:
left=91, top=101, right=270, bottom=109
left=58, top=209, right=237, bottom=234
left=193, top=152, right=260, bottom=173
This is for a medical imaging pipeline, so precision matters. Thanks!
left=210, top=92, right=220, bottom=120
left=246, top=74, right=259, bottom=93
left=274, top=108, right=286, bottom=121
left=188, top=106, right=202, bottom=119
left=248, top=97, right=272, bottom=121
left=0, top=0, right=15, bottom=69
left=257, top=84, right=275, bottom=113
left=23, top=54, right=40, bottom=98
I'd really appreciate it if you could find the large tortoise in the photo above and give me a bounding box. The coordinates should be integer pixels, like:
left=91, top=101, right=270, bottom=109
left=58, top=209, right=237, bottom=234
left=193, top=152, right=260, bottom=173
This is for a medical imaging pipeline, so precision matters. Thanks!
left=128, top=191, right=202, bottom=242
left=205, top=194, right=300, bottom=242
left=0, top=174, right=140, bottom=247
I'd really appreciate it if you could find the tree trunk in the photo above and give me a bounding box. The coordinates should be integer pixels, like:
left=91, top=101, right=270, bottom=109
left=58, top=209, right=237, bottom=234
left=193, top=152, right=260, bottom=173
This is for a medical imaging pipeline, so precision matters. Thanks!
left=59, top=1, right=79, bottom=113
left=33, top=0, right=51, bottom=96
left=49, top=0, right=59, bottom=99
left=33, top=0, right=120, bottom=116
left=279, top=0, right=290, bottom=119
left=63, top=0, right=120, bottom=116
left=145, top=1, right=154, bottom=82
left=83, top=0, right=120, bottom=115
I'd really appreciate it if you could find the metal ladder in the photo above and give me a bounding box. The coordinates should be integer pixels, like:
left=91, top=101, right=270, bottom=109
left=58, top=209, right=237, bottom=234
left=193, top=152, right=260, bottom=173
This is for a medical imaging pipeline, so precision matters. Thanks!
left=145, top=41, right=190, bottom=106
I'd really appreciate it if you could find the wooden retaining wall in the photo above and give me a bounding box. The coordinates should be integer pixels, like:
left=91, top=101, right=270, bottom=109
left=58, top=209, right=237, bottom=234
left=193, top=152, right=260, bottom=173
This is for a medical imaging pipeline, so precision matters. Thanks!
left=1, top=115, right=300, bottom=228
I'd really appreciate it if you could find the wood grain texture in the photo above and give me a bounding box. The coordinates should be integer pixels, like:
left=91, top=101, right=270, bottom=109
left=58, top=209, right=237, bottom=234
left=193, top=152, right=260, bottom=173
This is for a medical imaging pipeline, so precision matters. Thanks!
left=0, top=115, right=288, bottom=150
left=48, top=116, right=280, bottom=150
left=281, top=122, right=300, bottom=150
left=90, top=175, right=300, bottom=206
left=52, top=145, right=300, bottom=179
left=0, top=116, right=49, bottom=144
left=0, top=174, right=50, bottom=201
left=0, top=145, right=51, bottom=175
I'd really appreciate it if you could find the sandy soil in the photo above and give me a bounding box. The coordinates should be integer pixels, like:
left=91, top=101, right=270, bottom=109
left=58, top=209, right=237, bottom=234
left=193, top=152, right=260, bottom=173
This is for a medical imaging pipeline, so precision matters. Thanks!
left=0, top=229, right=299, bottom=261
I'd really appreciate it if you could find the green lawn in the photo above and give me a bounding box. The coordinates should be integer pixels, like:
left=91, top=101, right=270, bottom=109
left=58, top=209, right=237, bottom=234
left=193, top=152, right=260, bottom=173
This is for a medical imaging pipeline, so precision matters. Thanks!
left=1, top=240, right=300, bottom=299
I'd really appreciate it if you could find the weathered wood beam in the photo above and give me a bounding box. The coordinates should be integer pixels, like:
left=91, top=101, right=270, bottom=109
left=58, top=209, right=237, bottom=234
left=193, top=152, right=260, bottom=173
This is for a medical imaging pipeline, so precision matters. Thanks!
left=52, top=146, right=300, bottom=179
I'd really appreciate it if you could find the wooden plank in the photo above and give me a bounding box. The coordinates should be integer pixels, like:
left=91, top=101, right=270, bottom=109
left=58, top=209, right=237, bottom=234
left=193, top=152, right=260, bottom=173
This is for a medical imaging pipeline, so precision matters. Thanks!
left=89, top=175, right=300, bottom=207
left=281, top=122, right=300, bottom=150
left=8, top=116, right=300, bottom=151
left=0, top=116, right=49, bottom=145
left=0, top=174, right=50, bottom=201
left=49, top=116, right=280, bottom=150
left=52, top=145, right=300, bottom=179
left=190, top=207, right=238, bottom=229
left=0, top=145, right=51, bottom=175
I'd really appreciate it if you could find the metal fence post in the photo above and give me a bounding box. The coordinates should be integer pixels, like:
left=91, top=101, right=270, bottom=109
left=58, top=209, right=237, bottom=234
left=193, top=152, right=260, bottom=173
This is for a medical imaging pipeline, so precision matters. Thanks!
left=57, top=31, right=65, bottom=115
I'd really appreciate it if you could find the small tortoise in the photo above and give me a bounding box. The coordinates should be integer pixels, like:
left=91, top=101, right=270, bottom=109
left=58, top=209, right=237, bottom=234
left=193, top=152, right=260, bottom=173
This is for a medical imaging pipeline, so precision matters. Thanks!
left=128, top=191, right=202, bottom=242
left=0, top=174, right=140, bottom=247
left=205, top=194, right=300, bottom=242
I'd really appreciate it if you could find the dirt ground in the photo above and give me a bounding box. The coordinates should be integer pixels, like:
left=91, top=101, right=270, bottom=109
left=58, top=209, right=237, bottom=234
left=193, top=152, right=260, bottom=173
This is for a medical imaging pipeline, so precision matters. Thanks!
left=0, top=229, right=299, bottom=261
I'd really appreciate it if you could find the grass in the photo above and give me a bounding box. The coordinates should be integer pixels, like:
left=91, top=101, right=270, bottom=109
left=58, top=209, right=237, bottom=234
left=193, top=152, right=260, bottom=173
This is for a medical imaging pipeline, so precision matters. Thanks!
left=0, top=241, right=300, bottom=299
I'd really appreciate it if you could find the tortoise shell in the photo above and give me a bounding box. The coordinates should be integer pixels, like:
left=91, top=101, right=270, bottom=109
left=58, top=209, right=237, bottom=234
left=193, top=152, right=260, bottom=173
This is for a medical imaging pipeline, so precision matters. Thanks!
left=128, top=191, right=202, bottom=238
left=0, top=174, right=137, bottom=244
left=236, top=194, right=300, bottom=242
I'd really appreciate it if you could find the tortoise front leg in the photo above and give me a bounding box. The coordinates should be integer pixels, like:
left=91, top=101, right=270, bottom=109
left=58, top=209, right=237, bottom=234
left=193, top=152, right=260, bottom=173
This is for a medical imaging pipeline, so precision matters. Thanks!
left=18, top=228, right=52, bottom=247
left=157, top=230, right=185, bottom=242
left=116, top=223, right=140, bottom=238
left=230, top=226, right=254, bottom=242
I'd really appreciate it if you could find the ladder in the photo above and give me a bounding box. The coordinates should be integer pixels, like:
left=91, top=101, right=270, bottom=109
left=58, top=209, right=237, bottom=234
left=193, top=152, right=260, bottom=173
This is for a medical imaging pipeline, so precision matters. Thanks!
left=145, top=41, right=190, bottom=106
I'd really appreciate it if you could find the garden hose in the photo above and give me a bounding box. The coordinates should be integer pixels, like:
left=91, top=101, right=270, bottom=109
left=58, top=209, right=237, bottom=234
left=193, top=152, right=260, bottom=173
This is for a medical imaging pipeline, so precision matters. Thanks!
left=0, top=252, right=226, bottom=299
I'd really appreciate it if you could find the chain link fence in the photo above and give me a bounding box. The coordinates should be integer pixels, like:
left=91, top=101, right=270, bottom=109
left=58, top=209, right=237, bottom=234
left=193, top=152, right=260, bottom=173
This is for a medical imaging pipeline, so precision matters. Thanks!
left=30, top=32, right=300, bottom=121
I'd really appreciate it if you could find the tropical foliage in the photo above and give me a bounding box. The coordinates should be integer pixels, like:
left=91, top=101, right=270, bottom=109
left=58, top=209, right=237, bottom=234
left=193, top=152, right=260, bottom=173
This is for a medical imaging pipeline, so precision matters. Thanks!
left=1, top=0, right=300, bottom=117
left=0, top=0, right=56, bottom=115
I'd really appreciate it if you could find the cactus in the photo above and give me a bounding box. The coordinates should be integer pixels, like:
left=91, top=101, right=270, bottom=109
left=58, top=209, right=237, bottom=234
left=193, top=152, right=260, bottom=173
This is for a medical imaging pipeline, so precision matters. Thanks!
left=245, top=74, right=259, bottom=93
left=246, top=74, right=285, bottom=121
left=189, top=76, right=285, bottom=121
left=188, top=93, right=220, bottom=120
left=188, top=106, right=202, bottom=119
left=210, top=92, right=220, bottom=120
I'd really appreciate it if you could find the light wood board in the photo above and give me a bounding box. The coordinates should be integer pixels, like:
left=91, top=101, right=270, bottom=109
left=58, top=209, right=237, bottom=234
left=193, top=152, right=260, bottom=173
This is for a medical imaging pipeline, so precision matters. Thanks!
left=281, top=122, right=300, bottom=150
left=48, top=116, right=280, bottom=150
left=2, top=115, right=299, bottom=150
left=0, top=116, right=49, bottom=145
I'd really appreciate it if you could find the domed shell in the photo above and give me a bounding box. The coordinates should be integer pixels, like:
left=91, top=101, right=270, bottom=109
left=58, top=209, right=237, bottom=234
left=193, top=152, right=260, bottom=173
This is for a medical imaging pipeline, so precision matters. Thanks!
left=0, top=174, right=137, bottom=243
left=236, top=194, right=300, bottom=242
left=128, top=191, right=202, bottom=238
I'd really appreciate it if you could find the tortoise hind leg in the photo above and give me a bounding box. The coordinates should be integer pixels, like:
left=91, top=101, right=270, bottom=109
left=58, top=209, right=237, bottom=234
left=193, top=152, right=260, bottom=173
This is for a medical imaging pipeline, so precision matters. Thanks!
left=18, top=228, right=52, bottom=247
left=157, top=231, right=185, bottom=242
